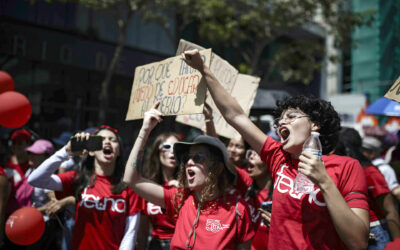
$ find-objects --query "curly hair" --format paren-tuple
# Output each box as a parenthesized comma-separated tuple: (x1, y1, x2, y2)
(140, 132, 180, 184)
(73, 127, 126, 201)
(274, 95, 341, 155)
(173, 145, 233, 215)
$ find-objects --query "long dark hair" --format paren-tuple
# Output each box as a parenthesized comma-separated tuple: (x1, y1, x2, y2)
(73, 127, 126, 201)
(141, 132, 180, 184)
(335, 127, 372, 167)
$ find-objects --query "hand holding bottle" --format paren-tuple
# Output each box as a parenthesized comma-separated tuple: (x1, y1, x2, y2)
(294, 132, 322, 193)
(296, 132, 331, 192)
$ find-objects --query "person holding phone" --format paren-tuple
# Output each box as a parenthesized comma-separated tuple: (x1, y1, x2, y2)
(136, 132, 180, 250)
(123, 103, 255, 250)
(181, 49, 370, 249)
(28, 125, 144, 250)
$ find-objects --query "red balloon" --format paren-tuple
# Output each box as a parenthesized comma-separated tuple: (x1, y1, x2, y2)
(5, 207, 45, 245)
(0, 71, 14, 94)
(0, 91, 32, 128)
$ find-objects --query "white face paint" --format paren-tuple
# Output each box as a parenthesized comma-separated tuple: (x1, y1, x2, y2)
(159, 136, 178, 170)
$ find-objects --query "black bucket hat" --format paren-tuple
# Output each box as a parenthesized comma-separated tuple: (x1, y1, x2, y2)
(173, 135, 237, 184)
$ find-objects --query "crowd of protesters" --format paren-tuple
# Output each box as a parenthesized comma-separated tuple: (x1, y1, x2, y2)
(0, 50, 400, 250)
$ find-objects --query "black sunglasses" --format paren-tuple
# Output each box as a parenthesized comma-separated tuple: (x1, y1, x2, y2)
(181, 153, 208, 165)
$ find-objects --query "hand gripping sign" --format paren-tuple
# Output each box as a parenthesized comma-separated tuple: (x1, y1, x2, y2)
(125, 49, 212, 120)
(175, 39, 259, 139)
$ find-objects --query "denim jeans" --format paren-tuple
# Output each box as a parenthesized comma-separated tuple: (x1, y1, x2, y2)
(368, 222, 390, 250)
(60, 217, 75, 250)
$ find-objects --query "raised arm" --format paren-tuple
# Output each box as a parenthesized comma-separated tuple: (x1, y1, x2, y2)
(123, 102, 166, 208)
(28, 147, 71, 191)
(182, 50, 267, 153)
(202, 102, 217, 138)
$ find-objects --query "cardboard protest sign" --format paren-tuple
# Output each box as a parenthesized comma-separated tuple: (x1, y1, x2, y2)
(218, 74, 260, 138)
(385, 75, 400, 103)
(176, 39, 242, 137)
(176, 39, 238, 93)
(125, 49, 212, 120)
(176, 73, 260, 139)
(175, 39, 260, 138)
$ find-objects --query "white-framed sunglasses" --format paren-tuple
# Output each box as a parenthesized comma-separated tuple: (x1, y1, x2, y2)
(159, 143, 174, 151)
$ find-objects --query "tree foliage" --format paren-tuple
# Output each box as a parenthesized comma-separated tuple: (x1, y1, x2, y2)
(37, 0, 374, 122)
(160, 0, 374, 84)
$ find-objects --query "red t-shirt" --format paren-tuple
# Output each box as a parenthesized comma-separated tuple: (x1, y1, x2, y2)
(260, 137, 369, 250)
(235, 167, 253, 196)
(364, 165, 390, 222)
(143, 183, 177, 239)
(164, 187, 255, 249)
(244, 186, 270, 250)
(57, 171, 144, 250)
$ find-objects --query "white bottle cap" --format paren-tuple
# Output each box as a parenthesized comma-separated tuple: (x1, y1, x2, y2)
(311, 131, 320, 136)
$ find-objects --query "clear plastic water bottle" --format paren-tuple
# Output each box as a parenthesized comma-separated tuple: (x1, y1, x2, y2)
(294, 131, 322, 194)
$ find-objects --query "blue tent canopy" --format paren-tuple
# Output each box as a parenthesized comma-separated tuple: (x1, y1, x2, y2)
(365, 97, 400, 117)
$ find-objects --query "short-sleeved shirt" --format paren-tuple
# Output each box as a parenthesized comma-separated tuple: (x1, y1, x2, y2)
(143, 182, 177, 239)
(164, 187, 255, 250)
(57, 170, 145, 250)
(260, 137, 369, 250)
(372, 158, 399, 191)
(364, 165, 390, 222)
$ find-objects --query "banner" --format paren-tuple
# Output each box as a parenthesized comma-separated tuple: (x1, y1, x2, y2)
(126, 49, 212, 120)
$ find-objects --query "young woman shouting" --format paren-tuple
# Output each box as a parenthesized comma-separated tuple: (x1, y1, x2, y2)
(123, 103, 254, 250)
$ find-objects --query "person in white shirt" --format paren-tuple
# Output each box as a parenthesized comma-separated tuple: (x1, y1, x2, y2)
(362, 136, 400, 202)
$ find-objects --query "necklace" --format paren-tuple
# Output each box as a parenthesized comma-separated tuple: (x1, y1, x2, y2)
(192, 199, 218, 212)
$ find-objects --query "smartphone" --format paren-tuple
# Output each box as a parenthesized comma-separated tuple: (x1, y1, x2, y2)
(70, 135, 103, 152)
(261, 201, 272, 212)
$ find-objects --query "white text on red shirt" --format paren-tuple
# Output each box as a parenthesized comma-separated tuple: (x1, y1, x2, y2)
(80, 188, 126, 213)
(274, 164, 326, 207)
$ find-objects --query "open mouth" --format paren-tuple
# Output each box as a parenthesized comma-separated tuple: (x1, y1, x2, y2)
(103, 146, 113, 158)
(279, 127, 290, 142)
(187, 168, 195, 181)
